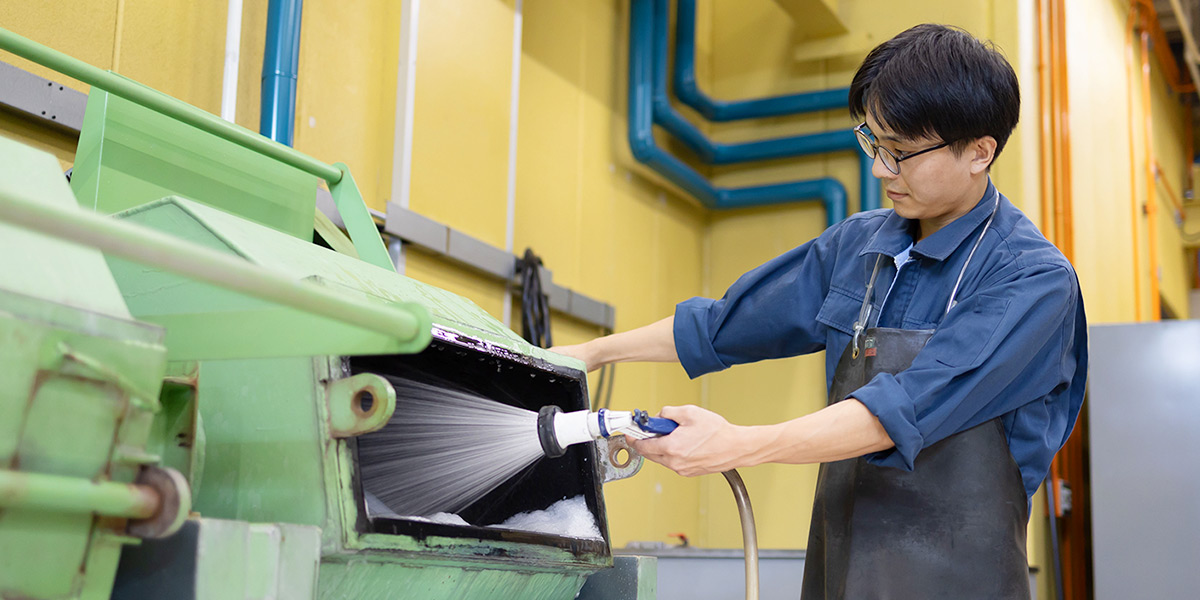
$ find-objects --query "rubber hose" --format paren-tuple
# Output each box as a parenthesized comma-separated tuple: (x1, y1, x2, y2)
(722, 469, 759, 600)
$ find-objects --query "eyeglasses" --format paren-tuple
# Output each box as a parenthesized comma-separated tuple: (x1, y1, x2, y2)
(854, 122, 951, 175)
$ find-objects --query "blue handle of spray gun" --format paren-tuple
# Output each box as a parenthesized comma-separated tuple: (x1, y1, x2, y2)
(642, 417, 679, 435)
(633, 409, 679, 435)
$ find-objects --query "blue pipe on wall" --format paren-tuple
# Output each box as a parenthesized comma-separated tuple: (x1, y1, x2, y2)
(651, 0, 853, 165)
(673, 0, 849, 122)
(261, 0, 303, 146)
(629, 0, 847, 225)
(649, 0, 880, 212)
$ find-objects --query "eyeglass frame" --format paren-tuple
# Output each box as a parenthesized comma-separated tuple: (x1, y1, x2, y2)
(853, 122, 952, 175)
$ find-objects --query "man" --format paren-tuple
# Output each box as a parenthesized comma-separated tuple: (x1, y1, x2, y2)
(554, 23, 1085, 599)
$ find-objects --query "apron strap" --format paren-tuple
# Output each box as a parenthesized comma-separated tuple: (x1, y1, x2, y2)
(852, 254, 885, 359)
(944, 187, 1001, 315)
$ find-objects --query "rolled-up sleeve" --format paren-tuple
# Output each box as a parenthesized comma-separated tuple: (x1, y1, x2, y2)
(852, 262, 1081, 470)
(674, 221, 845, 379)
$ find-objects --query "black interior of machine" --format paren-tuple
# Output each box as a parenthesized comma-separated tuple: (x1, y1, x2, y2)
(349, 328, 608, 556)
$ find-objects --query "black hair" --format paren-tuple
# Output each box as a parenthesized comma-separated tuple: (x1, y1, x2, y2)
(849, 24, 1020, 166)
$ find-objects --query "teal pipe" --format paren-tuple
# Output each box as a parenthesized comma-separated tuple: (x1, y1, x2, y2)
(0, 27, 341, 184)
(261, 0, 303, 146)
(673, 0, 849, 121)
(628, 0, 847, 225)
(0, 469, 159, 518)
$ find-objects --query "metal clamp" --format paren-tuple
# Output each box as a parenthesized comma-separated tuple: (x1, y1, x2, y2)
(596, 436, 645, 483)
(325, 373, 396, 438)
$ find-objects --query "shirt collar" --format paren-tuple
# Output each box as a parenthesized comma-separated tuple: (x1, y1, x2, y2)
(859, 179, 998, 262)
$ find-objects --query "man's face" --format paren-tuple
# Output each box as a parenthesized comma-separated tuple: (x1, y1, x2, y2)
(863, 112, 986, 226)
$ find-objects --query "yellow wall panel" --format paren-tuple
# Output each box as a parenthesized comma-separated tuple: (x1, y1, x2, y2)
(1066, 0, 1139, 324)
(116, 0, 226, 113)
(1150, 59, 1191, 318)
(408, 0, 514, 247)
(513, 58, 585, 284)
(0, 0, 118, 92)
(0, 116, 76, 168)
(293, 0, 401, 212)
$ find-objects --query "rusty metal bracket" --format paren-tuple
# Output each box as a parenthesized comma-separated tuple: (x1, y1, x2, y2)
(596, 436, 644, 483)
(325, 373, 395, 438)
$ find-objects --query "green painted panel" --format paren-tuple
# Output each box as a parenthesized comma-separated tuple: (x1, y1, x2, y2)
(0, 313, 43, 466)
(317, 559, 589, 600)
(105, 198, 430, 360)
(0, 509, 91, 597)
(191, 357, 327, 528)
(79, 533, 130, 600)
(192, 519, 322, 599)
(70, 90, 317, 240)
(0, 136, 131, 319)
(19, 376, 121, 478)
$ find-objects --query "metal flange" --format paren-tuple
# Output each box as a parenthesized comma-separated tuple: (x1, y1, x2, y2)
(126, 466, 190, 539)
(325, 373, 396, 438)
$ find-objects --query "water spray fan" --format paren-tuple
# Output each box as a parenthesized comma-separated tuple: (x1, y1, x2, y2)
(536, 407, 678, 458)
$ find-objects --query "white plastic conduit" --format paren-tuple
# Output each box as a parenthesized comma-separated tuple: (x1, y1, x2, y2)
(221, 0, 243, 122)
(389, 0, 421, 274)
(503, 0, 523, 327)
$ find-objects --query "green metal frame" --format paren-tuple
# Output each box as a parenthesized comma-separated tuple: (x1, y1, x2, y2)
(0, 26, 394, 271)
(0, 138, 173, 600)
(0, 189, 431, 355)
(0, 470, 159, 518)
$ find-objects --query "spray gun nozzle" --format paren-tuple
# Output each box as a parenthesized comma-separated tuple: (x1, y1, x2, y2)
(537, 405, 568, 458)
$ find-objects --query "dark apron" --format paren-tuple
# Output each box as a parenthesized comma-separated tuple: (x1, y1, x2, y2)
(801, 191, 1030, 600)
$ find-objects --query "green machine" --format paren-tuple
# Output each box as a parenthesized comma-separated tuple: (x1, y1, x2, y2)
(0, 29, 654, 600)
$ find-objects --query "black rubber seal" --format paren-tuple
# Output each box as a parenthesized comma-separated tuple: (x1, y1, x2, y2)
(537, 405, 566, 458)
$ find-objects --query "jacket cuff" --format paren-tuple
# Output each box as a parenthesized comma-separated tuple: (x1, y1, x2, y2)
(673, 298, 730, 380)
(849, 373, 923, 471)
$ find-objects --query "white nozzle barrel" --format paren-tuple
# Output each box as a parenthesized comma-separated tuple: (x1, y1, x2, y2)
(553, 409, 599, 450)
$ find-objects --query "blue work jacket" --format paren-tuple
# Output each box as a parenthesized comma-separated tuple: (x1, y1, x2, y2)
(674, 180, 1087, 501)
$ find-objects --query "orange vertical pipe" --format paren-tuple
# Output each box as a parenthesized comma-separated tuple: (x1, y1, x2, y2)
(1037, 0, 1056, 240)
(1055, 0, 1074, 262)
(1036, 0, 1064, 522)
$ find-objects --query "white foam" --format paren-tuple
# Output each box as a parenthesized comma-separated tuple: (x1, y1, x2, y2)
(427, 512, 471, 526)
(492, 495, 603, 540)
(394, 512, 473, 527)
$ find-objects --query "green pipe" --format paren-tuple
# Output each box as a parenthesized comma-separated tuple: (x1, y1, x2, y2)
(0, 187, 429, 345)
(0, 469, 159, 518)
(0, 27, 342, 184)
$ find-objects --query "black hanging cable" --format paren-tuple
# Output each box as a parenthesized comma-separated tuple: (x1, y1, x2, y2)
(597, 323, 616, 410)
(1045, 476, 1065, 600)
(519, 248, 553, 348)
